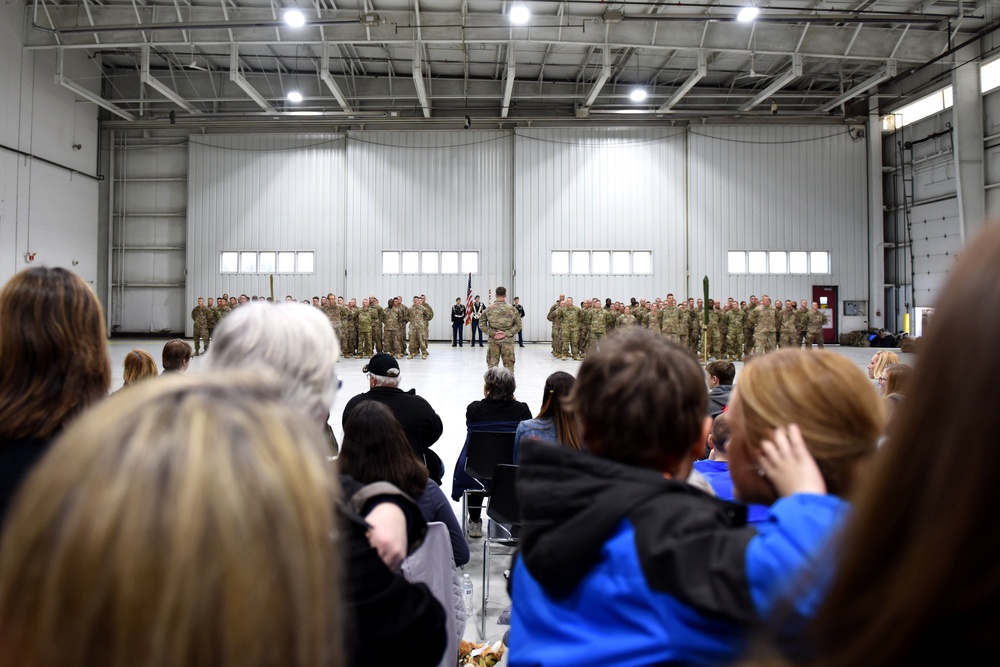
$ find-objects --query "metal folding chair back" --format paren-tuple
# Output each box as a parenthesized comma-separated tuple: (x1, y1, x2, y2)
(464, 431, 517, 486)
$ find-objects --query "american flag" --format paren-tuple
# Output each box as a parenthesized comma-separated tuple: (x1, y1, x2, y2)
(464, 272, 473, 326)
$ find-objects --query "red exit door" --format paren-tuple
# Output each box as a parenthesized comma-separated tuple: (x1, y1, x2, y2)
(812, 285, 838, 344)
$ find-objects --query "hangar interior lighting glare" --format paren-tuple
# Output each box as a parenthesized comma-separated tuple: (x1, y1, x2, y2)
(737, 7, 760, 22)
(510, 3, 530, 24)
(284, 9, 306, 27)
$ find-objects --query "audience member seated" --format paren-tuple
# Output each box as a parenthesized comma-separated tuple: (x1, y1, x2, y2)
(0, 372, 342, 667)
(0, 267, 110, 524)
(161, 338, 193, 373)
(693, 413, 768, 523)
(746, 223, 1000, 667)
(706, 360, 735, 417)
(206, 302, 447, 667)
(452, 366, 531, 538)
(341, 353, 445, 483)
(866, 350, 899, 389)
(513, 371, 580, 462)
(509, 329, 871, 667)
(340, 400, 470, 568)
(113, 349, 158, 394)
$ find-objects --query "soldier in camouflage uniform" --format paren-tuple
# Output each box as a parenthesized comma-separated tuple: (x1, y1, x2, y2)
(797, 299, 810, 347)
(586, 298, 612, 355)
(556, 297, 583, 361)
(724, 301, 746, 361)
(616, 306, 637, 328)
(804, 302, 827, 349)
(205, 298, 219, 350)
(191, 297, 210, 356)
(370, 296, 385, 353)
(644, 302, 661, 334)
(483, 286, 522, 372)
(394, 296, 410, 357)
(779, 300, 800, 349)
(689, 299, 703, 355)
(743, 295, 758, 359)
(383, 298, 402, 357)
(408, 296, 433, 359)
(748, 295, 778, 356)
(706, 299, 724, 359)
(547, 294, 564, 357)
(578, 300, 591, 356)
(357, 298, 376, 358)
(659, 295, 683, 343)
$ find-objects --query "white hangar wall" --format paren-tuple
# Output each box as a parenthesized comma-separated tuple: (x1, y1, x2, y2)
(688, 126, 869, 335)
(178, 127, 867, 339)
(0, 2, 100, 294)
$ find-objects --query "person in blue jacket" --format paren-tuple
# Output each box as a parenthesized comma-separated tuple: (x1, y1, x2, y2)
(509, 330, 883, 667)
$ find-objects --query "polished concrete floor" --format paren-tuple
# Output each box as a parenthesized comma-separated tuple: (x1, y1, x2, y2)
(106, 337, 912, 644)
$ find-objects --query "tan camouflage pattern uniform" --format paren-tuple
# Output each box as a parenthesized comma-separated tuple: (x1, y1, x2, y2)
(483, 300, 522, 372)
(749, 304, 778, 355)
(191, 302, 210, 355)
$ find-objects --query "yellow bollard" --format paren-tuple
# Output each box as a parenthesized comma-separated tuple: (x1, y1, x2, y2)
(903, 312, 910, 335)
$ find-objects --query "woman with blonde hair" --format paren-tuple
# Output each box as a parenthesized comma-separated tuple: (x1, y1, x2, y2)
(866, 350, 900, 388)
(0, 372, 342, 667)
(113, 349, 158, 393)
(0, 266, 110, 522)
(728, 349, 884, 508)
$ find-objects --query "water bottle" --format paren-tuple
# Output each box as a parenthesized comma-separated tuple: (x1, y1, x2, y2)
(461, 574, 474, 615)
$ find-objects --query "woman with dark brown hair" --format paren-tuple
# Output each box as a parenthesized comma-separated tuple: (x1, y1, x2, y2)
(762, 225, 1000, 667)
(513, 371, 580, 461)
(339, 400, 469, 566)
(0, 266, 110, 522)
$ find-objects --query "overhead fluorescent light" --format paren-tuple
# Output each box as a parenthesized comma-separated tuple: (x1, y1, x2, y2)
(287, 91, 303, 103)
(737, 7, 759, 22)
(630, 88, 648, 102)
(510, 3, 530, 25)
(284, 10, 306, 27)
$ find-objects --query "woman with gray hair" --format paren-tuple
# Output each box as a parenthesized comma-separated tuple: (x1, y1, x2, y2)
(205, 301, 447, 667)
(452, 366, 532, 537)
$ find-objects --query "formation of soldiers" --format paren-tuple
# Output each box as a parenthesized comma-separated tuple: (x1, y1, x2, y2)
(191, 292, 435, 360)
(546, 293, 829, 361)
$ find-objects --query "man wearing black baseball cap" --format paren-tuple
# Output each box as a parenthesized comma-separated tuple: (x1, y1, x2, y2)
(342, 353, 445, 483)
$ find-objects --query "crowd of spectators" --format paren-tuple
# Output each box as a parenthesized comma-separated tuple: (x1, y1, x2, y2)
(2, 217, 995, 666)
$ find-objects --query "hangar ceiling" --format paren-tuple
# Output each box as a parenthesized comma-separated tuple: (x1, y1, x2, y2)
(21, 0, 1000, 129)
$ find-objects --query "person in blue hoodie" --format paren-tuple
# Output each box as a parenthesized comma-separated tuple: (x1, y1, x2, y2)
(509, 329, 883, 667)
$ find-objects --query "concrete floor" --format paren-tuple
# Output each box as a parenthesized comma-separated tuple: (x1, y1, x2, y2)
(106, 337, 913, 645)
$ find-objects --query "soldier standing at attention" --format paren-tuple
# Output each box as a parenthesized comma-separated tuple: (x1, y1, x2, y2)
(513, 297, 526, 347)
(748, 295, 779, 355)
(616, 306, 637, 328)
(558, 297, 583, 361)
(408, 296, 433, 359)
(395, 296, 410, 357)
(659, 294, 683, 343)
(470, 295, 486, 347)
(452, 298, 467, 347)
(370, 296, 385, 354)
(383, 297, 401, 358)
(547, 294, 564, 357)
(798, 299, 810, 347)
(805, 302, 827, 349)
(191, 297, 210, 356)
(205, 298, 218, 351)
(357, 298, 376, 358)
(483, 286, 522, 372)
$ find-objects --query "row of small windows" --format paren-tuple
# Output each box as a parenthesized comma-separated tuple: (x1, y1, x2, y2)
(381, 251, 480, 275)
(880, 57, 1000, 132)
(221, 251, 314, 274)
(727, 251, 830, 275)
(551, 251, 652, 275)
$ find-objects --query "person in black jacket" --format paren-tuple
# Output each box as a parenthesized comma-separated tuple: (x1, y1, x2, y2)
(706, 360, 735, 418)
(451, 298, 466, 347)
(513, 297, 526, 347)
(342, 353, 445, 483)
(456, 366, 532, 537)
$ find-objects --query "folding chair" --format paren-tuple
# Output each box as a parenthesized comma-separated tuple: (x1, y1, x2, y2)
(481, 463, 521, 639)
(462, 430, 516, 537)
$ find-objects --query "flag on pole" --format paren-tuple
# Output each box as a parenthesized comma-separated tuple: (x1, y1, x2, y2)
(464, 272, 473, 326)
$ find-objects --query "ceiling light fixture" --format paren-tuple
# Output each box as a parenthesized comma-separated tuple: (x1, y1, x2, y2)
(287, 91, 303, 103)
(509, 2, 530, 25)
(284, 9, 306, 27)
(737, 6, 760, 22)
(630, 88, 648, 102)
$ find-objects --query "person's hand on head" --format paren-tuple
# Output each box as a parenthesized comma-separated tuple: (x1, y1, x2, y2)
(758, 424, 826, 497)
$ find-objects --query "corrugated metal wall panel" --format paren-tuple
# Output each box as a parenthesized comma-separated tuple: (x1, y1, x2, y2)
(514, 128, 687, 341)
(187, 134, 347, 333)
(343, 131, 512, 341)
(688, 126, 868, 328)
(983, 88, 1000, 221)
